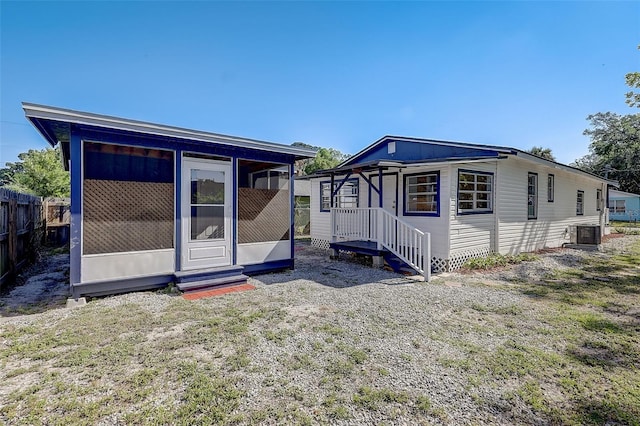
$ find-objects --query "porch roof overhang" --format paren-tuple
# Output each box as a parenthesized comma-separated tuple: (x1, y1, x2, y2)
(310, 155, 506, 177)
(22, 102, 317, 169)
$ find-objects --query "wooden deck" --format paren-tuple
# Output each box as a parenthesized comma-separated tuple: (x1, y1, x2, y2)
(329, 240, 387, 256)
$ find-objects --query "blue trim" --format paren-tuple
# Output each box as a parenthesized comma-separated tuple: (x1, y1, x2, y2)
(232, 157, 238, 265)
(290, 163, 295, 260)
(365, 171, 397, 212)
(394, 172, 399, 216)
(71, 274, 172, 298)
(403, 171, 440, 217)
(69, 129, 82, 287)
(243, 259, 294, 275)
(527, 172, 538, 220)
(329, 240, 385, 256)
(175, 150, 182, 271)
(331, 173, 353, 197)
(378, 168, 383, 208)
(358, 172, 380, 195)
(73, 126, 297, 166)
(343, 138, 503, 167)
(456, 169, 495, 216)
(320, 177, 359, 212)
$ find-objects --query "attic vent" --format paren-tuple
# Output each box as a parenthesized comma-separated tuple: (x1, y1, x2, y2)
(388, 141, 396, 154)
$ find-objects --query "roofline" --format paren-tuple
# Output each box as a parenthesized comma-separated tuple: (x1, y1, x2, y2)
(337, 134, 612, 184)
(309, 156, 505, 178)
(337, 135, 516, 168)
(609, 188, 640, 197)
(22, 102, 316, 159)
(509, 149, 612, 184)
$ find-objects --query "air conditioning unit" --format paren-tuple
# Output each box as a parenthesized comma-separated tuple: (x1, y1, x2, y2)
(570, 225, 601, 245)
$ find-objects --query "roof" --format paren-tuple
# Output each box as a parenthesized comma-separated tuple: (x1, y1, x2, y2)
(22, 103, 316, 162)
(318, 135, 611, 184)
(609, 188, 640, 198)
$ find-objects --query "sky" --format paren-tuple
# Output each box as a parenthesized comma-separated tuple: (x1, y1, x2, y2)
(1, 1, 639, 167)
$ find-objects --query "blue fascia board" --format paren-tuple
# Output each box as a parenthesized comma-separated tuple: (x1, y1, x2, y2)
(345, 139, 502, 166)
(27, 118, 302, 166)
(73, 125, 298, 165)
(341, 136, 511, 168)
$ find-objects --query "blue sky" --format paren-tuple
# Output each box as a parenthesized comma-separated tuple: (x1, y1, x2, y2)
(1, 1, 638, 167)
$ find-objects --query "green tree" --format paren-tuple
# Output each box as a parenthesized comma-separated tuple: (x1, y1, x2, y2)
(291, 142, 350, 175)
(625, 45, 640, 108)
(1, 147, 70, 197)
(526, 146, 556, 161)
(573, 112, 640, 194)
(303, 147, 349, 175)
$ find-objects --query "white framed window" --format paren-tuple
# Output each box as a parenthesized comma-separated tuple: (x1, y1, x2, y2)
(609, 200, 626, 214)
(404, 172, 439, 216)
(528, 173, 538, 219)
(457, 170, 493, 214)
(320, 179, 359, 211)
(577, 190, 584, 216)
(596, 189, 602, 211)
(547, 174, 554, 202)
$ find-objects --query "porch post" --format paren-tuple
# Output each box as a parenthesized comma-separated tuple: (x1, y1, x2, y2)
(329, 173, 338, 258)
(377, 167, 384, 252)
(378, 167, 383, 208)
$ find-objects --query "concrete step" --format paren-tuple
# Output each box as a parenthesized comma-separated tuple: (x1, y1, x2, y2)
(176, 274, 249, 293)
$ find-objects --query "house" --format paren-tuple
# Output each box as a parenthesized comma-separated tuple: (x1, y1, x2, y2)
(608, 189, 640, 222)
(309, 136, 610, 277)
(23, 103, 315, 298)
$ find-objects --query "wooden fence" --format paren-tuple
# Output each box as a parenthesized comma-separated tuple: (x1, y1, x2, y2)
(44, 197, 70, 246)
(0, 188, 44, 287)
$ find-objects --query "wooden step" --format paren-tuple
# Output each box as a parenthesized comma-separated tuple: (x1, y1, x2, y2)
(176, 274, 249, 293)
(174, 265, 245, 283)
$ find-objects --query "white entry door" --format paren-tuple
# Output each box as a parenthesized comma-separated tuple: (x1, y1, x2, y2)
(370, 173, 398, 215)
(181, 158, 232, 270)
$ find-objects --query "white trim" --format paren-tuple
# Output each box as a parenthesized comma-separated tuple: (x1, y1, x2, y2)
(237, 241, 290, 264)
(81, 249, 175, 283)
(181, 157, 232, 270)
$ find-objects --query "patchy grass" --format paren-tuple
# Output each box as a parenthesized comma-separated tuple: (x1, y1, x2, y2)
(455, 238, 640, 425)
(462, 252, 538, 271)
(1, 237, 639, 424)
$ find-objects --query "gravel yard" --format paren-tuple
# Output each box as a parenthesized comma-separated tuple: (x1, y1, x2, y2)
(0, 235, 639, 425)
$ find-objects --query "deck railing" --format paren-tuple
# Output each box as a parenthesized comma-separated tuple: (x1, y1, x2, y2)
(330, 207, 431, 281)
(330, 208, 378, 242)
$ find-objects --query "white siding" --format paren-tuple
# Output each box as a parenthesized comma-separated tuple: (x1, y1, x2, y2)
(310, 178, 331, 246)
(497, 157, 605, 254)
(449, 162, 498, 261)
(309, 168, 450, 263)
(396, 166, 450, 262)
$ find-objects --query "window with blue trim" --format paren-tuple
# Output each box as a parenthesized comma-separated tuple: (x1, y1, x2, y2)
(320, 179, 359, 211)
(458, 170, 493, 214)
(404, 172, 439, 215)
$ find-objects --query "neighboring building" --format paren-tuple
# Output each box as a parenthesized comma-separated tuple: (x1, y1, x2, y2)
(23, 103, 315, 298)
(608, 189, 640, 222)
(293, 178, 311, 236)
(309, 136, 610, 275)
